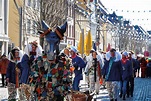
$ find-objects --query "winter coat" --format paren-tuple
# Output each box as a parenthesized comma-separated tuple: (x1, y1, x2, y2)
(121, 60, 131, 81)
(129, 58, 138, 77)
(147, 62, 151, 68)
(20, 54, 30, 84)
(72, 55, 86, 80)
(0, 58, 9, 74)
(102, 52, 122, 81)
(6, 61, 21, 84)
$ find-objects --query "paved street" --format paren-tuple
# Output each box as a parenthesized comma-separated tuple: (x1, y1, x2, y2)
(1, 77, 151, 101)
(80, 77, 151, 101)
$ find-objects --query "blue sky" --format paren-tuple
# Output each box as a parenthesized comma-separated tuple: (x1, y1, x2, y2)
(101, 0, 151, 31)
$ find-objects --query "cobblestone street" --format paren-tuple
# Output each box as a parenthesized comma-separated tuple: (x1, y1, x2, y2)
(1, 77, 151, 101)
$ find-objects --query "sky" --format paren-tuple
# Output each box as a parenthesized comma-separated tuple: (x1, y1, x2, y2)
(101, 0, 151, 31)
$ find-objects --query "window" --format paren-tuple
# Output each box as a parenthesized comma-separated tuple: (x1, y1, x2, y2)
(32, 20, 37, 34)
(27, 19, 31, 34)
(28, 0, 31, 6)
(0, 0, 2, 17)
(33, 0, 36, 9)
(37, 0, 40, 11)
(0, 20, 2, 34)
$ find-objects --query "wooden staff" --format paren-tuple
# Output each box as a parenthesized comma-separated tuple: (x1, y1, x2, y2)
(15, 64, 19, 88)
(10, 52, 20, 88)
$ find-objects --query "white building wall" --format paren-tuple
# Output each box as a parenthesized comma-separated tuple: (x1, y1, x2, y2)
(0, 0, 9, 55)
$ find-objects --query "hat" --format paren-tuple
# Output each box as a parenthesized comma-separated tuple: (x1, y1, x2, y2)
(30, 41, 38, 47)
(129, 50, 134, 54)
(70, 46, 77, 53)
(122, 51, 128, 56)
(55, 22, 67, 40)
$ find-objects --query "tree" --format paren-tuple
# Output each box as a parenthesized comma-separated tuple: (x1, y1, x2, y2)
(24, 0, 68, 47)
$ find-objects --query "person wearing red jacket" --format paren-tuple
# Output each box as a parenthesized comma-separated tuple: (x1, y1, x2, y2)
(0, 54, 9, 87)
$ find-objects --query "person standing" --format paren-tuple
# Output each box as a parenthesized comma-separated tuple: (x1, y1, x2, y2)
(6, 47, 22, 101)
(0, 54, 9, 87)
(140, 57, 147, 78)
(85, 51, 102, 94)
(136, 56, 141, 77)
(85, 49, 95, 88)
(102, 48, 122, 101)
(127, 52, 138, 97)
(20, 41, 43, 84)
(70, 46, 86, 91)
(119, 52, 131, 100)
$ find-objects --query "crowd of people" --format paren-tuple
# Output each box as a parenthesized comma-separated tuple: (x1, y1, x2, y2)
(0, 41, 151, 101)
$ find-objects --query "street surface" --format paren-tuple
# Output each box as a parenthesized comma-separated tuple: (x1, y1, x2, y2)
(1, 75, 151, 101)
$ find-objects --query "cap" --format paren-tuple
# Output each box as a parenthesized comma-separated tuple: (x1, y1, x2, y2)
(70, 46, 77, 53)
(122, 51, 128, 56)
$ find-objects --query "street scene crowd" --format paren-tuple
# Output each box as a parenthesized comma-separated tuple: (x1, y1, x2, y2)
(0, 40, 151, 101)
(1, 1, 151, 101)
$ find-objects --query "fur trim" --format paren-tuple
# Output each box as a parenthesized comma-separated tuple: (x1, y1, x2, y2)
(106, 51, 122, 61)
(24, 43, 43, 57)
(8, 50, 24, 63)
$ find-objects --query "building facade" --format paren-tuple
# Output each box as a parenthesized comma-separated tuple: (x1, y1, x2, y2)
(0, 0, 9, 55)
(23, 0, 40, 47)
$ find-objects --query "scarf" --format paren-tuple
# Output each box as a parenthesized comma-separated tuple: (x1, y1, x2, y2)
(106, 57, 116, 80)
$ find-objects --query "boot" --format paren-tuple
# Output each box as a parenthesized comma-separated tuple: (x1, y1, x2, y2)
(123, 95, 126, 100)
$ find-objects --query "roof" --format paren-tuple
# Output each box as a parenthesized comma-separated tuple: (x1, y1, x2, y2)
(108, 12, 120, 24)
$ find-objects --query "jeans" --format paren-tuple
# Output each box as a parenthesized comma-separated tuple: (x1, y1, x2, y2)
(120, 80, 128, 95)
(127, 76, 134, 96)
(72, 76, 81, 91)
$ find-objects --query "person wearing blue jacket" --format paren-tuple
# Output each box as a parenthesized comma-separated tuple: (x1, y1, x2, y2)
(102, 48, 122, 101)
(70, 46, 86, 91)
(119, 52, 131, 100)
(20, 41, 42, 84)
(6, 47, 22, 101)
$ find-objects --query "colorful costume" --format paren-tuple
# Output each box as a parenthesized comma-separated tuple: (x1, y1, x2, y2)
(27, 53, 72, 101)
